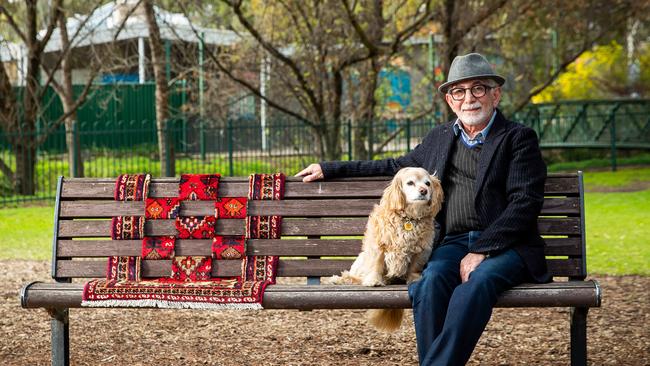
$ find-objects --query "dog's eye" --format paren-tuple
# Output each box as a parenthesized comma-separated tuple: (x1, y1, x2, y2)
(425, 181, 431, 186)
(406, 181, 414, 186)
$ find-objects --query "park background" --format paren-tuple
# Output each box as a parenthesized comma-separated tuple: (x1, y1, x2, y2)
(0, 0, 649, 365)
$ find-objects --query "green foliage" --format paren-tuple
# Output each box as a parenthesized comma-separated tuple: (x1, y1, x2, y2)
(533, 41, 650, 101)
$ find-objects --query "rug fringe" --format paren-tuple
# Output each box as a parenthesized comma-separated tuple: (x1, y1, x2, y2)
(81, 299, 263, 310)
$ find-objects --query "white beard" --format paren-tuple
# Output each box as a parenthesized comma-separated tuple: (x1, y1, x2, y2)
(457, 102, 493, 126)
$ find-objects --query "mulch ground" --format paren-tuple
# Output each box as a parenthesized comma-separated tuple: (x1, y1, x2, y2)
(1, 260, 648, 365)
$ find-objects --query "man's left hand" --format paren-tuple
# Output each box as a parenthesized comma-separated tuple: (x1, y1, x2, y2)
(460, 253, 487, 283)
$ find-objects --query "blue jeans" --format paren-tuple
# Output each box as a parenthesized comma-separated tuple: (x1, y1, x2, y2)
(407, 231, 528, 366)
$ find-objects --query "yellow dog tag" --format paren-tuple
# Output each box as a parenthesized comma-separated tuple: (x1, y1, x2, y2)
(404, 222, 414, 231)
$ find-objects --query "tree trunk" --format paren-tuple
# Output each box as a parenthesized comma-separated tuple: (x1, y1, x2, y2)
(440, 0, 460, 122)
(144, 0, 175, 177)
(0, 58, 18, 179)
(57, 11, 84, 177)
(356, 59, 381, 160)
(15, 0, 41, 195)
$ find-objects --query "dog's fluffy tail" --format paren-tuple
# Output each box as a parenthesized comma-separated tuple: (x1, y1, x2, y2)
(367, 309, 404, 332)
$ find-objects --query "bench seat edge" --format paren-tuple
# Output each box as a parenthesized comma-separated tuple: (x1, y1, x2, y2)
(20, 280, 601, 310)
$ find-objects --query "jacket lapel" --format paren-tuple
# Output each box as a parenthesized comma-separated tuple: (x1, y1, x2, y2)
(432, 122, 456, 181)
(474, 110, 507, 196)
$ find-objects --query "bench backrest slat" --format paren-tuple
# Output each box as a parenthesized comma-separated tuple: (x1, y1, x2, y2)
(52, 174, 586, 281)
(54, 258, 584, 278)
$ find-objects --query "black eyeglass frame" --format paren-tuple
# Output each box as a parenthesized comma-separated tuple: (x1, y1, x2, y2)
(447, 84, 494, 101)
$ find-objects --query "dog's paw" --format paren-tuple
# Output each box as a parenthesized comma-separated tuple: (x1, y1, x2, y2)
(406, 272, 422, 284)
(362, 275, 385, 287)
(325, 275, 343, 285)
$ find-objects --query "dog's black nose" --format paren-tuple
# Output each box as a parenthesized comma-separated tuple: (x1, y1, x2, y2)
(419, 187, 428, 195)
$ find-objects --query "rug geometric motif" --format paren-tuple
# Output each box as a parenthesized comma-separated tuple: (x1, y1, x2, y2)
(212, 236, 246, 260)
(179, 174, 220, 201)
(175, 216, 216, 239)
(142, 236, 175, 260)
(111, 216, 145, 240)
(145, 197, 181, 219)
(115, 174, 150, 201)
(215, 197, 247, 219)
(171, 256, 212, 281)
(248, 173, 285, 200)
(246, 215, 282, 239)
(107, 256, 141, 281)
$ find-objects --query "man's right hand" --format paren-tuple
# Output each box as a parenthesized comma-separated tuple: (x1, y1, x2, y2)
(295, 164, 324, 182)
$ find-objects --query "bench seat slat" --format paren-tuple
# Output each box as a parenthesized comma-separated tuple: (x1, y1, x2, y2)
(59, 197, 581, 218)
(56, 237, 583, 257)
(60, 175, 580, 199)
(54, 258, 583, 278)
(20, 280, 600, 309)
(57, 217, 581, 237)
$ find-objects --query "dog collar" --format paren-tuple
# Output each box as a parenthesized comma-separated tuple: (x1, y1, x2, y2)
(404, 218, 415, 231)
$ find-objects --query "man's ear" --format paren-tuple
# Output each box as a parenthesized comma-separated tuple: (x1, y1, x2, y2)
(491, 87, 502, 107)
(445, 92, 454, 109)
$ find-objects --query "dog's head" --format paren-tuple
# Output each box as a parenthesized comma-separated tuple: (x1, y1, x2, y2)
(381, 167, 444, 216)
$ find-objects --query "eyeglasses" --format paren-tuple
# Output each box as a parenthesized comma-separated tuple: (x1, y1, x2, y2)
(448, 84, 493, 101)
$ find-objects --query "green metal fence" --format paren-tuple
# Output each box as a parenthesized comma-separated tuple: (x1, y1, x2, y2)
(1, 99, 649, 206)
(0, 118, 436, 206)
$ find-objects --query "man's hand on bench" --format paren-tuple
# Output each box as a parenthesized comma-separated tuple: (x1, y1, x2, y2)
(295, 164, 324, 182)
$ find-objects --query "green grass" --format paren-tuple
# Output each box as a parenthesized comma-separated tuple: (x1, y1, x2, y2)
(582, 167, 650, 190)
(547, 153, 650, 172)
(1, 169, 648, 275)
(0, 205, 54, 260)
(585, 190, 650, 275)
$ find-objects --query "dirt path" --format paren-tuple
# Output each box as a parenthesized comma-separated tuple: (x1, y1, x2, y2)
(2, 260, 649, 365)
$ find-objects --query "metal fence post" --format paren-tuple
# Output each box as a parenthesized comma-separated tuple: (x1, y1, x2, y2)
(71, 121, 79, 177)
(227, 119, 234, 177)
(165, 121, 172, 176)
(368, 119, 374, 160)
(200, 119, 206, 162)
(347, 118, 352, 161)
(610, 113, 617, 172)
(406, 118, 412, 152)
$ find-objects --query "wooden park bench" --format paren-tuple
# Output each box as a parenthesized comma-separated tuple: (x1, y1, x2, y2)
(21, 173, 600, 366)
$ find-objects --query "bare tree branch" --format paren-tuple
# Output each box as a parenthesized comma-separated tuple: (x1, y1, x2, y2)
(112, 0, 145, 41)
(178, 2, 315, 126)
(36, 0, 64, 54)
(0, 157, 14, 180)
(340, 0, 379, 54)
(36, 74, 96, 143)
(222, 0, 323, 116)
(0, 6, 28, 44)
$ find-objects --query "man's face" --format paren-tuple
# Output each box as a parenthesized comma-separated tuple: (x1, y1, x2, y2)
(445, 79, 501, 127)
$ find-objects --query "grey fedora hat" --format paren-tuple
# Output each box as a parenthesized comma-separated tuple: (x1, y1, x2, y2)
(438, 53, 505, 93)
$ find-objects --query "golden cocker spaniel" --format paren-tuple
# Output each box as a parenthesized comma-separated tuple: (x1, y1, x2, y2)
(328, 167, 444, 331)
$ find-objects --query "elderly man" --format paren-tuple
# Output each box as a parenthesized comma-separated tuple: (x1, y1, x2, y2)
(296, 53, 549, 366)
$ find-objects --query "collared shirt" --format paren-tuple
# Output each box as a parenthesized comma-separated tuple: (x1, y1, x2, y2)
(453, 111, 497, 148)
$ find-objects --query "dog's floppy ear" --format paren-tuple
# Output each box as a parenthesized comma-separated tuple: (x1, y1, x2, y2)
(381, 174, 406, 211)
(429, 175, 444, 215)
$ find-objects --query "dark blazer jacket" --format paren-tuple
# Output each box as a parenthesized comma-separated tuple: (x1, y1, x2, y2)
(321, 109, 551, 283)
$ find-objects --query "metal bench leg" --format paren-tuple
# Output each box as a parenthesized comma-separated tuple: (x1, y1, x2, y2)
(570, 307, 589, 366)
(49, 308, 70, 366)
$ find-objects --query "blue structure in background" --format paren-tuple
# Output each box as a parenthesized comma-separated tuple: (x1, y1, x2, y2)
(380, 68, 412, 112)
(101, 73, 139, 84)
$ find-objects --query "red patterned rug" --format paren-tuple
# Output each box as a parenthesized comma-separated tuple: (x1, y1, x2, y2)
(142, 236, 175, 260)
(82, 173, 284, 310)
